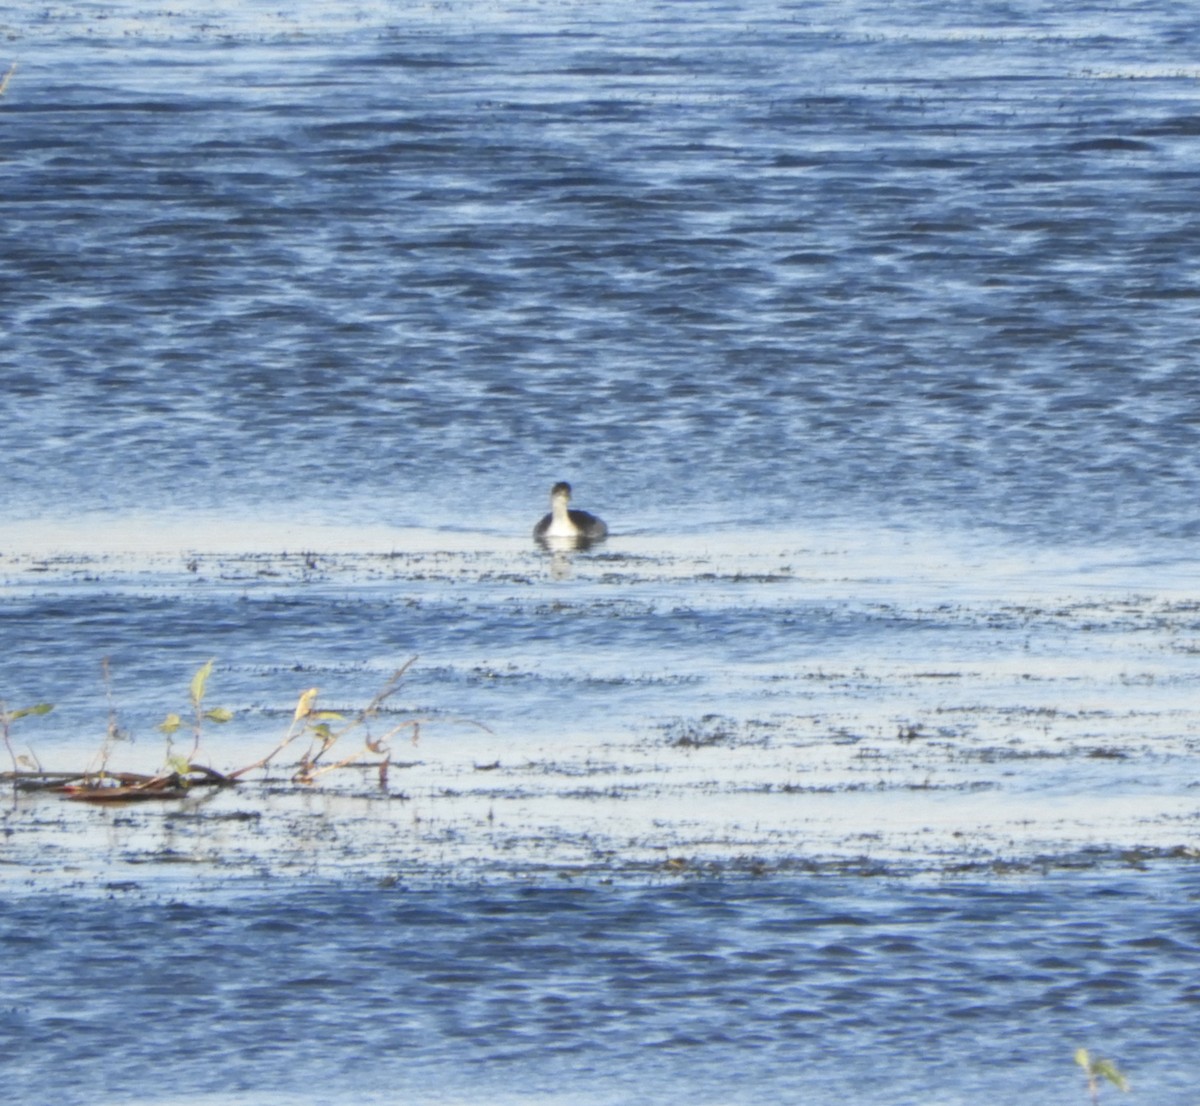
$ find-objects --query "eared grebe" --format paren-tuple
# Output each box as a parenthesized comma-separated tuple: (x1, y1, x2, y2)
(533, 481, 608, 545)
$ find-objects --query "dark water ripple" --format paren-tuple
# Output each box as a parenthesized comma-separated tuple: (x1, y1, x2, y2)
(3, 872, 1199, 1106)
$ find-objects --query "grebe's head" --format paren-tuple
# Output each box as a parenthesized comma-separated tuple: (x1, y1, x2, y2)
(550, 481, 572, 500)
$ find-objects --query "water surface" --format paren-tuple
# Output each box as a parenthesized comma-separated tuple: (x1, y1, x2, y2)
(2, 2, 1200, 1103)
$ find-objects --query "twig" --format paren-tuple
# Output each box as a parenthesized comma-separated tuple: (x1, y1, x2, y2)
(227, 691, 317, 780)
(0, 63, 16, 98)
(1, 707, 16, 779)
(89, 657, 128, 777)
(294, 719, 420, 784)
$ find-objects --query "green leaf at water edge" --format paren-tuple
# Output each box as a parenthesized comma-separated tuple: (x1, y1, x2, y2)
(204, 707, 234, 724)
(158, 713, 183, 736)
(1093, 1059, 1130, 1092)
(9, 703, 53, 721)
(165, 753, 192, 777)
(189, 659, 215, 709)
(1075, 1049, 1130, 1094)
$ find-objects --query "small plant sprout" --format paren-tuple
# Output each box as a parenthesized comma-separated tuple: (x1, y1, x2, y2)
(227, 685, 330, 780)
(0, 699, 53, 780)
(292, 663, 415, 786)
(1075, 1048, 1130, 1104)
(157, 658, 233, 772)
(229, 658, 422, 786)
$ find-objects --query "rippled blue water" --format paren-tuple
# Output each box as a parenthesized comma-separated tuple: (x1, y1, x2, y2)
(3, 2, 1200, 1104)
(3, 0, 1200, 540)
(4, 871, 1200, 1106)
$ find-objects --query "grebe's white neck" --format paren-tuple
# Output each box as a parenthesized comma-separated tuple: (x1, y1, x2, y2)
(544, 488, 578, 536)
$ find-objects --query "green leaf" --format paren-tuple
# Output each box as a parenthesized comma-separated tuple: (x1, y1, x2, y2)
(311, 711, 344, 721)
(165, 753, 192, 776)
(1093, 1060, 1129, 1092)
(10, 703, 53, 721)
(190, 659, 215, 708)
(293, 687, 320, 721)
(311, 722, 334, 740)
(1076, 1050, 1129, 1093)
(158, 713, 183, 735)
(204, 707, 234, 724)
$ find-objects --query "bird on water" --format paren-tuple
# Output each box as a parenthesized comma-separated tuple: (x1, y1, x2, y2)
(533, 481, 608, 546)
